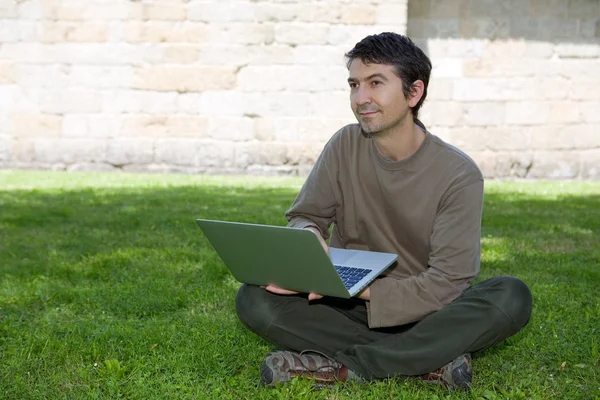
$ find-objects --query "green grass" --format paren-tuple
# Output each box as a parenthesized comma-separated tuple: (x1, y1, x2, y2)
(0, 170, 598, 400)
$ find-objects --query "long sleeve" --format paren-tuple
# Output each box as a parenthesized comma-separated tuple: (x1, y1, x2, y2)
(367, 179, 483, 328)
(285, 144, 338, 239)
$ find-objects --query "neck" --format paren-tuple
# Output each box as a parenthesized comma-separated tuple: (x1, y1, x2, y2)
(372, 116, 425, 161)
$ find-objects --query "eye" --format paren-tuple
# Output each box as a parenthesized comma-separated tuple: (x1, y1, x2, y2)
(349, 82, 358, 89)
(371, 80, 382, 86)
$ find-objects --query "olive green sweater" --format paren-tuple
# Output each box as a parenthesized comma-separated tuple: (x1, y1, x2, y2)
(285, 123, 484, 328)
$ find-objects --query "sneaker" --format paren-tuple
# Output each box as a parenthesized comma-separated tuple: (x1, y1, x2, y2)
(420, 353, 472, 390)
(260, 350, 348, 387)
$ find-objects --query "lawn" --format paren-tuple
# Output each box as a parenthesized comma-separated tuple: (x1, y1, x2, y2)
(0, 170, 598, 400)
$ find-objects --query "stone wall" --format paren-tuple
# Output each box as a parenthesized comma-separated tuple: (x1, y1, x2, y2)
(0, 0, 598, 179)
(412, 0, 600, 179)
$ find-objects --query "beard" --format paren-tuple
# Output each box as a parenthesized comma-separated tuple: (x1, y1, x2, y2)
(358, 106, 411, 138)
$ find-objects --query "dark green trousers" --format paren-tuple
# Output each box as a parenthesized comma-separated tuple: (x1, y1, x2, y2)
(235, 276, 532, 380)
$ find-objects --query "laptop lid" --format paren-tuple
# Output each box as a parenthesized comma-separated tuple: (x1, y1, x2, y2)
(196, 219, 396, 298)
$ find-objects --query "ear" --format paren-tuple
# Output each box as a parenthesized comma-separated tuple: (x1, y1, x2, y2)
(407, 80, 425, 108)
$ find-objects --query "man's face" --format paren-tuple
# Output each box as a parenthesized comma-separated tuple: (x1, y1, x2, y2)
(348, 59, 411, 136)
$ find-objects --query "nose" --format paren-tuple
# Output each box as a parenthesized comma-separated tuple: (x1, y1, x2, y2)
(353, 86, 371, 106)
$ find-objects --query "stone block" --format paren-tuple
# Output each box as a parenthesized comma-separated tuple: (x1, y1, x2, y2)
(463, 102, 505, 126)
(139, 92, 179, 114)
(419, 101, 463, 126)
(237, 65, 348, 91)
(101, 90, 143, 113)
(62, 114, 121, 138)
(208, 23, 274, 45)
(426, 78, 454, 100)
(39, 89, 101, 114)
(459, 17, 510, 39)
(431, 57, 463, 78)
(207, 117, 255, 141)
(42, 21, 108, 43)
(132, 66, 237, 92)
(124, 21, 207, 43)
(244, 91, 313, 118)
(106, 138, 154, 165)
(567, 0, 600, 19)
(275, 23, 329, 45)
(505, 102, 550, 125)
(17, 0, 43, 19)
(0, 135, 13, 163)
(121, 114, 208, 137)
(141, 2, 186, 21)
(11, 114, 62, 137)
(425, 38, 485, 58)
(309, 91, 355, 119)
(528, 125, 600, 150)
(0, 43, 55, 63)
(67, 163, 119, 172)
(188, 1, 257, 22)
(529, 151, 580, 179)
(33, 138, 107, 164)
(580, 103, 600, 123)
(197, 44, 294, 66)
(536, 77, 570, 100)
(69, 65, 132, 88)
(14, 64, 69, 88)
(555, 43, 599, 58)
(0, 86, 40, 113)
(569, 79, 600, 100)
(530, 0, 569, 18)
(330, 25, 407, 46)
(154, 138, 235, 168)
(493, 152, 534, 178)
(340, 5, 376, 25)
(233, 141, 288, 169)
(407, 0, 430, 18)
(0, 0, 17, 18)
(428, 0, 464, 18)
(547, 101, 581, 123)
(0, 61, 14, 84)
(581, 150, 600, 179)
(407, 18, 460, 39)
(453, 78, 538, 101)
(293, 45, 346, 65)
(297, 118, 352, 142)
(53, 43, 145, 65)
(177, 91, 245, 116)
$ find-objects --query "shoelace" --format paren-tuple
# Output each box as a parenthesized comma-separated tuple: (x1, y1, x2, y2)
(297, 349, 339, 372)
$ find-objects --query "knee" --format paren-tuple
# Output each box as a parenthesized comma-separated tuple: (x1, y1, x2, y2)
(493, 276, 533, 331)
(235, 284, 278, 334)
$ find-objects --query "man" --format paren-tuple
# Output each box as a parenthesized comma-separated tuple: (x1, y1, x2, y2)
(235, 32, 532, 391)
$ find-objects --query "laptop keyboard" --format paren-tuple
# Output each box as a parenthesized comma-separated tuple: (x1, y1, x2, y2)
(334, 265, 372, 290)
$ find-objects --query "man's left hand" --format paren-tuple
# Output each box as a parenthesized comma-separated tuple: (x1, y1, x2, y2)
(263, 285, 324, 301)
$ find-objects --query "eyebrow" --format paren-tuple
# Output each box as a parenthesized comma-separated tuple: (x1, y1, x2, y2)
(347, 73, 389, 83)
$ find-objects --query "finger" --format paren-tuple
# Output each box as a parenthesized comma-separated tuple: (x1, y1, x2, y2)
(308, 293, 324, 301)
(265, 285, 299, 295)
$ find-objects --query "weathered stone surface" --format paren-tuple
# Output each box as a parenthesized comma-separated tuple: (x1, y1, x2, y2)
(124, 21, 207, 43)
(12, 114, 63, 137)
(581, 150, 600, 179)
(529, 151, 580, 179)
(107, 138, 154, 165)
(32, 138, 107, 164)
(132, 66, 237, 92)
(505, 102, 550, 125)
(1, 0, 598, 179)
(0, 135, 12, 163)
(42, 21, 108, 43)
(463, 102, 505, 126)
(340, 5, 376, 25)
(237, 66, 347, 91)
(121, 115, 208, 137)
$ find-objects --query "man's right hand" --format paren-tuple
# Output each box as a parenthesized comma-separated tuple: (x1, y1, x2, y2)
(306, 226, 330, 256)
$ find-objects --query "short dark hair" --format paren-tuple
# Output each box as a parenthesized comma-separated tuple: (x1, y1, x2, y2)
(345, 32, 432, 118)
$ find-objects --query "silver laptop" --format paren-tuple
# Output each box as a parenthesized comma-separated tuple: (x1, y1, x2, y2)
(196, 219, 397, 299)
